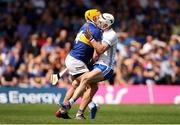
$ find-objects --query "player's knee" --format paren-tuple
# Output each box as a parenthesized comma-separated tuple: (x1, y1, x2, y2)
(72, 80, 79, 88)
(91, 83, 98, 91)
(95, 84, 98, 91)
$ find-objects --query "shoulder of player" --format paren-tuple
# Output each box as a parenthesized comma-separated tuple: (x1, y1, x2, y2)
(90, 26, 101, 33)
(103, 29, 117, 39)
(103, 29, 118, 44)
(106, 28, 117, 35)
(86, 22, 100, 30)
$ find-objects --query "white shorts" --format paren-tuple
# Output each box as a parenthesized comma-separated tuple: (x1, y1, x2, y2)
(65, 54, 89, 76)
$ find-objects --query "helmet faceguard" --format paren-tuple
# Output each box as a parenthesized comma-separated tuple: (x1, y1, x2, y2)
(98, 13, 114, 30)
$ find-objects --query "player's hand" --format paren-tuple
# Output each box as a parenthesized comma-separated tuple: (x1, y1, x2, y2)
(85, 28, 93, 40)
(50, 74, 59, 85)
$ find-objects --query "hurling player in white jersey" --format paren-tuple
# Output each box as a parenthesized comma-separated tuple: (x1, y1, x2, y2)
(61, 13, 118, 119)
(94, 22, 117, 70)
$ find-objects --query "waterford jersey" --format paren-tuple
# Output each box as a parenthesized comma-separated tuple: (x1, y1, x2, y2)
(70, 22, 102, 65)
(95, 28, 118, 69)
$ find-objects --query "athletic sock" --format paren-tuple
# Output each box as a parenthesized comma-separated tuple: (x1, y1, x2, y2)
(88, 101, 96, 110)
(69, 98, 75, 106)
(76, 109, 84, 116)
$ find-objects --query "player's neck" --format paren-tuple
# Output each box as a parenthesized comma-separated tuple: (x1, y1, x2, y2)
(104, 27, 111, 31)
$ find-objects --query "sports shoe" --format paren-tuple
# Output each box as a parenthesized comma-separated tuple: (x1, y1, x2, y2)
(90, 104, 98, 119)
(55, 110, 71, 119)
(59, 102, 71, 113)
(75, 114, 86, 120)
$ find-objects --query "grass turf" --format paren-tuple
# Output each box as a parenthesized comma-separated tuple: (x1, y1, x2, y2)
(0, 104, 180, 124)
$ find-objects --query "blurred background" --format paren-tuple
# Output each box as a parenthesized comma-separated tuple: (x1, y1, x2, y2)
(0, 0, 180, 104)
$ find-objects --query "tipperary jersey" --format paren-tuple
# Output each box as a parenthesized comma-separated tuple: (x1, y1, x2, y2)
(70, 22, 102, 65)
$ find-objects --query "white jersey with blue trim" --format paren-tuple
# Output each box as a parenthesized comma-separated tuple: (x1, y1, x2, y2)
(95, 28, 118, 69)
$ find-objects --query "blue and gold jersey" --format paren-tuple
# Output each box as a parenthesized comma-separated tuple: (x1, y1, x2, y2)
(70, 22, 102, 65)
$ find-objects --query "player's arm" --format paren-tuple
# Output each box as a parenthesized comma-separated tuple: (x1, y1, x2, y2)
(91, 39, 109, 55)
(85, 28, 109, 55)
(92, 50, 100, 63)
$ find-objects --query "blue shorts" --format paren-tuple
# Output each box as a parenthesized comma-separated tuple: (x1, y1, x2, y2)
(93, 64, 113, 80)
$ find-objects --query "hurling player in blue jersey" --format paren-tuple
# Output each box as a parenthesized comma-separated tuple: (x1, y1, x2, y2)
(55, 9, 102, 119)
(59, 13, 118, 120)
(67, 13, 118, 119)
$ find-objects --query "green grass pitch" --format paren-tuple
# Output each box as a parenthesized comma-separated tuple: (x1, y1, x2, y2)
(0, 104, 180, 124)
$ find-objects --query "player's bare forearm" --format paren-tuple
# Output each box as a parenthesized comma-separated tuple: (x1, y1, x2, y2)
(91, 39, 108, 54)
(92, 50, 99, 63)
(84, 28, 108, 54)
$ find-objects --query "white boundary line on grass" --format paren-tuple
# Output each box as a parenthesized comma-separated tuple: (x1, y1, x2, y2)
(0, 123, 180, 125)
